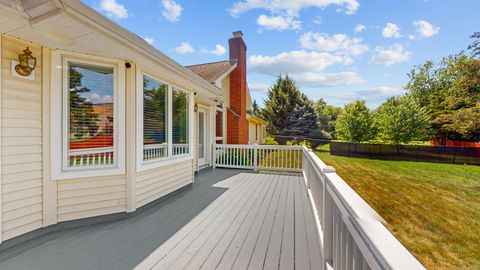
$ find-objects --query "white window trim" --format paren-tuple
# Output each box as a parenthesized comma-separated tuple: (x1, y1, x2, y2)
(136, 68, 194, 172)
(51, 50, 126, 180)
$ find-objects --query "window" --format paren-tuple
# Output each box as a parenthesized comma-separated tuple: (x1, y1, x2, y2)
(172, 88, 189, 156)
(51, 52, 125, 180)
(143, 76, 168, 161)
(137, 70, 193, 171)
(263, 126, 267, 139)
(67, 62, 115, 168)
(255, 124, 258, 141)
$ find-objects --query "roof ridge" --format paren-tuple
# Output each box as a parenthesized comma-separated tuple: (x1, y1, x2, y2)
(185, 60, 230, 68)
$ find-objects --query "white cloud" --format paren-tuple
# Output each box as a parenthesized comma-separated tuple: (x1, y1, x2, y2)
(370, 44, 411, 67)
(99, 0, 128, 20)
(174, 42, 194, 54)
(413, 20, 440, 38)
(408, 35, 416, 41)
(257, 14, 301, 31)
(354, 24, 366, 33)
(294, 72, 365, 87)
(161, 0, 183, 22)
(322, 86, 404, 107)
(144, 37, 154, 45)
(204, 44, 226, 56)
(299, 32, 369, 56)
(382, 23, 401, 38)
(85, 93, 113, 103)
(229, 0, 360, 16)
(354, 86, 405, 98)
(250, 50, 352, 75)
(249, 83, 270, 92)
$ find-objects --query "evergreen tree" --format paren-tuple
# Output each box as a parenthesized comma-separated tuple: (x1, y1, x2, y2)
(69, 67, 99, 139)
(260, 75, 302, 135)
(252, 99, 260, 115)
(287, 94, 321, 139)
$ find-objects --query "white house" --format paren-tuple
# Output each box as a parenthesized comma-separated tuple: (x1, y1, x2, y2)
(0, 0, 223, 242)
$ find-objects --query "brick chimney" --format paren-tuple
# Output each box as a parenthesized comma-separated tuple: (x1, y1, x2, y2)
(227, 31, 249, 144)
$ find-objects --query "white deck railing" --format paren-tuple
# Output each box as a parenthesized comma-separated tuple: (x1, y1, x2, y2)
(143, 143, 189, 161)
(213, 144, 303, 172)
(68, 147, 114, 167)
(213, 143, 425, 270)
(302, 147, 425, 270)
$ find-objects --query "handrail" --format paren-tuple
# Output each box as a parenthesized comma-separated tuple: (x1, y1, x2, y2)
(213, 144, 303, 172)
(302, 147, 425, 270)
(211, 143, 425, 269)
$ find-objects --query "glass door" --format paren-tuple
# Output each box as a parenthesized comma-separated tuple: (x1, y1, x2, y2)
(198, 108, 207, 166)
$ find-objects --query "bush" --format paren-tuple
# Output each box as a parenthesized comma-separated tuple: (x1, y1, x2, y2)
(264, 136, 279, 145)
(286, 139, 311, 148)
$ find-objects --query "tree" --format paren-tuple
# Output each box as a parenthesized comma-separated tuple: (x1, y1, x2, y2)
(260, 75, 302, 135)
(287, 94, 321, 139)
(69, 67, 99, 139)
(252, 99, 260, 115)
(433, 58, 480, 141)
(314, 98, 342, 139)
(404, 33, 480, 143)
(375, 96, 430, 145)
(335, 100, 375, 143)
(468, 32, 480, 58)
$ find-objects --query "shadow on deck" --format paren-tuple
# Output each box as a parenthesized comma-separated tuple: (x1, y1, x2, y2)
(0, 169, 245, 270)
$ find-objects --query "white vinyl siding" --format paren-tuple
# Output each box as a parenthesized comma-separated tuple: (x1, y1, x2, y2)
(136, 160, 193, 208)
(57, 175, 126, 222)
(1, 36, 43, 240)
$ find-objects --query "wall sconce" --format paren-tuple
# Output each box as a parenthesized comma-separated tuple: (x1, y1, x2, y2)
(194, 103, 198, 112)
(15, 47, 36, 77)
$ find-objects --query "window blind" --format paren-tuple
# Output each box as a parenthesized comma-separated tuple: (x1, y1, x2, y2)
(67, 62, 114, 167)
(143, 75, 168, 161)
(172, 88, 189, 156)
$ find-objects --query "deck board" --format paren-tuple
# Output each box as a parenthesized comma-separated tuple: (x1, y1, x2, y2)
(0, 169, 322, 270)
(137, 172, 322, 270)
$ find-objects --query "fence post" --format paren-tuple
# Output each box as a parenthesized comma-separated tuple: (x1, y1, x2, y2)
(253, 143, 258, 171)
(212, 143, 216, 169)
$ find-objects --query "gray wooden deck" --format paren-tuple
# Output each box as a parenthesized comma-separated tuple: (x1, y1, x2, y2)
(136, 172, 322, 270)
(0, 169, 321, 270)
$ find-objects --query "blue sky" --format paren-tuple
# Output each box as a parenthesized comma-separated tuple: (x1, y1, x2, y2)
(81, 0, 478, 108)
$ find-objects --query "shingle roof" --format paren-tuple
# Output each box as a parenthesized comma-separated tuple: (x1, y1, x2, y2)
(186, 61, 235, 84)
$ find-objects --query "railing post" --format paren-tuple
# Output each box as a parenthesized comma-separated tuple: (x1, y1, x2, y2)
(212, 143, 216, 169)
(253, 143, 258, 171)
(322, 166, 336, 269)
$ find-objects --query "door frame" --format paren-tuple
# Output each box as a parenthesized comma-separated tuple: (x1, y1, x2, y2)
(197, 105, 210, 168)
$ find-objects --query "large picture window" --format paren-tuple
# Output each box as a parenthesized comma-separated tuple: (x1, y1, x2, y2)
(67, 62, 115, 168)
(51, 51, 125, 180)
(137, 70, 193, 171)
(143, 76, 168, 161)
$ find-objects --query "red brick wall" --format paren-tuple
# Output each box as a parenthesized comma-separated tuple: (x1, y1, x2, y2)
(228, 32, 249, 144)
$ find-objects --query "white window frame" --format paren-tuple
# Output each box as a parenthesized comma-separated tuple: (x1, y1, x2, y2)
(136, 68, 194, 172)
(51, 50, 126, 180)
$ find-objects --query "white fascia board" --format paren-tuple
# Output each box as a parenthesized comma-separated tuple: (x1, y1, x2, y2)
(214, 63, 237, 88)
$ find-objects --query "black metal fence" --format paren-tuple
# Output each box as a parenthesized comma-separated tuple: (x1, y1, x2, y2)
(330, 142, 480, 166)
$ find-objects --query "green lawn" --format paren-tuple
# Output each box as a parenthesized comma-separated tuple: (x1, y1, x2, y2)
(315, 151, 480, 270)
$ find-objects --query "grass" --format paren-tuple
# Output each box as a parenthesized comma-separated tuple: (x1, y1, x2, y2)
(315, 151, 480, 270)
